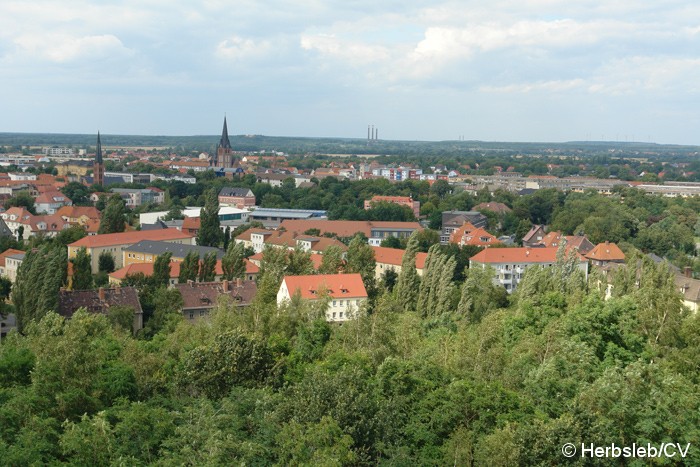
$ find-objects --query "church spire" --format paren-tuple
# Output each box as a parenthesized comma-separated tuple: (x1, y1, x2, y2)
(219, 116, 231, 149)
(96, 131, 103, 164)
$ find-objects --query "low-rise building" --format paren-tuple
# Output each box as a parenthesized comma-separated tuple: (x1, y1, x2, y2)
(111, 188, 165, 207)
(175, 279, 257, 321)
(277, 220, 422, 246)
(277, 273, 368, 322)
(585, 241, 626, 267)
(123, 240, 223, 267)
(68, 229, 195, 273)
(57, 286, 144, 333)
(372, 246, 428, 279)
(109, 258, 259, 286)
(470, 247, 588, 293)
(522, 225, 547, 247)
(449, 223, 501, 247)
(4, 252, 25, 282)
(218, 187, 256, 209)
(440, 211, 488, 244)
(35, 191, 72, 214)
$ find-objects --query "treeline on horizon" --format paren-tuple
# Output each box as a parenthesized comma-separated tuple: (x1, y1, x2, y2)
(0, 132, 697, 158)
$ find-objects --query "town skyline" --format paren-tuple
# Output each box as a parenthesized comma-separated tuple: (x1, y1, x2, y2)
(2, 1, 700, 145)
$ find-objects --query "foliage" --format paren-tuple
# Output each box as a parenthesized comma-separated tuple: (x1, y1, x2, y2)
(70, 247, 93, 290)
(97, 250, 115, 273)
(222, 241, 246, 281)
(197, 189, 223, 247)
(98, 194, 127, 234)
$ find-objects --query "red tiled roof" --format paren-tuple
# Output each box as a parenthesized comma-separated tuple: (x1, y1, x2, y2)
(110, 258, 259, 280)
(0, 248, 24, 268)
(372, 246, 428, 270)
(69, 229, 193, 248)
(279, 220, 421, 238)
(455, 227, 501, 247)
(585, 242, 625, 262)
(281, 273, 367, 299)
(56, 205, 100, 220)
(473, 202, 512, 214)
(470, 247, 585, 264)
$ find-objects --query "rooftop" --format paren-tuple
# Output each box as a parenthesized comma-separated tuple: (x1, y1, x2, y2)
(69, 229, 193, 249)
(281, 273, 368, 300)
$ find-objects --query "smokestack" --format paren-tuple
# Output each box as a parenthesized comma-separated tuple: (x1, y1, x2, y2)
(98, 287, 105, 300)
(236, 277, 242, 288)
(368, 125, 370, 141)
(222, 280, 229, 292)
(375, 128, 378, 141)
(684, 266, 692, 278)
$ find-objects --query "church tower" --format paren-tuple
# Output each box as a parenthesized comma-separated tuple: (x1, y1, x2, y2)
(212, 116, 234, 168)
(94, 132, 105, 186)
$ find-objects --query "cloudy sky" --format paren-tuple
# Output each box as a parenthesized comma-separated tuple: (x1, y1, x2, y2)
(2, 0, 700, 144)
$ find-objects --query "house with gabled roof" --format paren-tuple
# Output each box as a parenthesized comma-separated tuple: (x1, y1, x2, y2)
(218, 187, 256, 209)
(57, 286, 143, 333)
(277, 273, 367, 322)
(449, 222, 501, 247)
(522, 224, 546, 247)
(372, 246, 428, 279)
(175, 279, 257, 321)
(585, 241, 625, 267)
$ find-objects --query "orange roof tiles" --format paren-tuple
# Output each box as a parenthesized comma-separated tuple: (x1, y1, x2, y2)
(585, 242, 625, 262)
(110, 258, 258, 280)
(69, 229, 193, 248)
(372, 246, 428, 270)
(281, 273, 367, 300)
(279, 220, 421, 238)
(470, 247, 585, 264)
(0, 248, 24, 268)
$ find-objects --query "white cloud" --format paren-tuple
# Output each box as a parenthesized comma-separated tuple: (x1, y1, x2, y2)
(13, 33, 133, 63)
(216, 36, 274, 61)
(300, 34, 390, 65)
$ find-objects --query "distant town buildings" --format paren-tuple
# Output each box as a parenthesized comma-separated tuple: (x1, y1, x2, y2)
(364, 195, 420, 218)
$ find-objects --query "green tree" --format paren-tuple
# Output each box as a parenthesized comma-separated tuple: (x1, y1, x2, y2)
(345, 234, 376, 299)
(97, 251, 115, 273)
(277, 416, 357, 466)
(55, 225, 87, 246)
(152, 252, 172, 287)
(98, 194, 127, 234)
(197, 189, 223, 247)
(318, 244, 345, 274)
(4, 191, 36, 214)
(221, 242, 246, 281)
(71, 248, 93, 290)
(395, 231, 421, 312)
(198, 251, 217, 282)
(178, 251, 200, 283)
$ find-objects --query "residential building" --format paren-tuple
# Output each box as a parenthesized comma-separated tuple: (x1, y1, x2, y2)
(138, 206, 249, 226)
(237, 227, 347, 254)
(0, 207, 70, 239)
(0, 248, 24, 278)
(585, 241, 626, 267)
(277, 273, 368, 322)
(277, 220, 422, 246)
(35, 191, 72, 214)
(676, 269, 700, 313)
(372, 246, 428, 279)
(522, 225, 547, 247)
(218, 187, 256, 209)
(111, 188, 165, 207)
(473, 202, 512, 215)
(440, 211, 488, 244)
(56, 205, 101, 227)
(470, 247, 588, 293)
(449, 223, 501, 247)
(4, 252, 25, 282)
(68, 229, 195, 273)
(537, 232, 595, 255)
(363, 195, 420, 218)
(109, 259, 259, 286)
(175, 279, 257, 321)
(57, 287, 143, 333)
(123, 240, 223, 267)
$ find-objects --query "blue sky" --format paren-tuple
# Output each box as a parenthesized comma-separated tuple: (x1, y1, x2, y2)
(1, 0, 700, 144)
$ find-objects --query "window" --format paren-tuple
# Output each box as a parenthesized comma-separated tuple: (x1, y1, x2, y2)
(189, 312, 194, 319)
(332, 312, 336, 319)
(332, 300, 336, 306)
(339, 312, 344, 318)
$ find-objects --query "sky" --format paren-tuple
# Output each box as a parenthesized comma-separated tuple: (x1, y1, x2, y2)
(1, 1, 700, 144)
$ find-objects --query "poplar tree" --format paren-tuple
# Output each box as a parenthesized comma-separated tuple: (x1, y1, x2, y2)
(345, 234, 376, 299)
(222, 242, 246, 281)
(395, 231, 421, 311)
(198, 251, 217, 282)
(71, 247, 93, 290)
(197, 189, 223, 247)
(318, 245, 344, 275)
(152, 252, 172, 287)
(179, 251, 199, 283)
